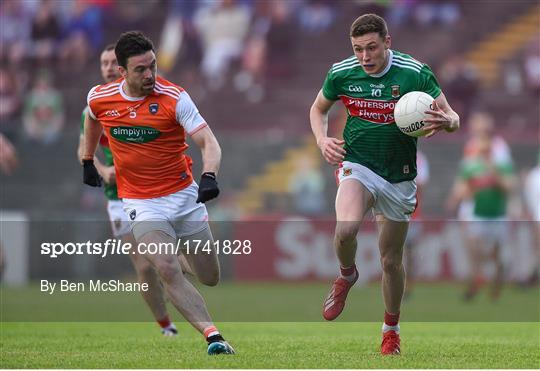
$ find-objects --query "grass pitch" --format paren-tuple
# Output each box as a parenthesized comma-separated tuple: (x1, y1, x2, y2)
(1, 282, 539, 368)
(1, 322, 538, 368)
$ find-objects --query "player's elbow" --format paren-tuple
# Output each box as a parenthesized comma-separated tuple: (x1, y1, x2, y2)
(310, 101, 327, 118)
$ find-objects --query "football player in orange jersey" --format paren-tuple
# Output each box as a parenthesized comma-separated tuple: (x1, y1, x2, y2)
(81, 31, 234, 355)
(77, 44, 179, 336)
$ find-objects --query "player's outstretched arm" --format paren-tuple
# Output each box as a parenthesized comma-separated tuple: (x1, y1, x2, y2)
(310, 90, 345, 165)
(191, 126, 221, 203)
(423, 92, 460, 138)
(81, 112, 103, 187)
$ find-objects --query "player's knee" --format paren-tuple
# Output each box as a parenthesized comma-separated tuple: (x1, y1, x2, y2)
(335, 223, 359, 246)
(380, 254, 402, 273)
(199, 270, 220, 287)
(153, 257, 182, 283)
(134, 258, 155, 279)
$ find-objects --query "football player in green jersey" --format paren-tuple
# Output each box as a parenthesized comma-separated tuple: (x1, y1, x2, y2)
(309, 14, 459, 355)
(77, 44, 178, 336)
(458, 135, 516, 300)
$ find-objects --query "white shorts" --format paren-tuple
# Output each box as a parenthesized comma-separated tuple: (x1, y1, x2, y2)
(468, 216, 509, 245)
(122, 181, 208, 241)
(106, 200, 131, 238)
(337, 161, 417, 222)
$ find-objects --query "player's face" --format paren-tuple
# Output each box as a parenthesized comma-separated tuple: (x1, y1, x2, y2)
(121, 50, 157, 96)
(351, 33, 391, 75)
(100, 50, 120, 83)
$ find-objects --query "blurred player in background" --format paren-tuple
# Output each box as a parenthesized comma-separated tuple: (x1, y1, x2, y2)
(523, 151, 540, 285)
(0, 132, 19, 280)
(81, 32, 234, 355)
(310, 14, 459, 355)
(446, 111, 514, 296)
(403, 150, 429, 299)
(448, 111, 513, 221)
(77, 44, 178, 336)
(453, 135, 516, 300)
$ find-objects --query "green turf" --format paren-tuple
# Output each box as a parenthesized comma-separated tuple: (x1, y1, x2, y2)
(1, 322, 538, 368)
(2, 283, 539, 368)
(2, 282, 539, 322)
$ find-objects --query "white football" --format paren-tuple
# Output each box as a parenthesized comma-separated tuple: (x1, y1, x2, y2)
(394, 91, 434, 137)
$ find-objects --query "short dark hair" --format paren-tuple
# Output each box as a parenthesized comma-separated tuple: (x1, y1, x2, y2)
(114, 31, 154, 68)
(102, 43, 116, 53)
(350, 14, 388, 39)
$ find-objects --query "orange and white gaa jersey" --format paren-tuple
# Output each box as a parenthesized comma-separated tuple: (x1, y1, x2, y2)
(87, 76, 208, 199)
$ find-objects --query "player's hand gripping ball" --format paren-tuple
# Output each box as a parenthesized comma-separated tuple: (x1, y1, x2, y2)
(393, 91, 434, 137)
(196, 172, 219, 203)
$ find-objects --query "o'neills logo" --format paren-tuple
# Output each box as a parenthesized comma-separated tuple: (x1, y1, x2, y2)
(110, 126, 161, 143)
(340, 96, 398, 124)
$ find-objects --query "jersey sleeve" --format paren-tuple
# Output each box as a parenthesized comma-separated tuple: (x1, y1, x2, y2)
(322, 68, 340, 101)
(175, 91, 207, 135)
(419, 64, 441, 99)
(86, 86, 99, 120)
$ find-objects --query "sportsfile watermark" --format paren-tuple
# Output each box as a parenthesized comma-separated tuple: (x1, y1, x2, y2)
(40, 238, 252, 258)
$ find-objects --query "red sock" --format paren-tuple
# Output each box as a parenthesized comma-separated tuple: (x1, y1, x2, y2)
(157, 315, 171, 329)
(384, 311, 400, 326)
(340, 264, 356, 277)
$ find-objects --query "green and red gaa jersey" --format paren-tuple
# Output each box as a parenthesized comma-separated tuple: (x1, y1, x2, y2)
(460, 157, 514, 218)
(80, 107, 119, 200)
(322, 49, 441, 183)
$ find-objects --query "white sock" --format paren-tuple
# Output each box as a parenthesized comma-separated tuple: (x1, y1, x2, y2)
(382, 323, 400, 333)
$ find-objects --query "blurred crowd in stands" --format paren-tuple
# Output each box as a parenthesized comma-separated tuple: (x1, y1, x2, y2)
(0, 0, 538, 218)
(2, 0, 538, 140)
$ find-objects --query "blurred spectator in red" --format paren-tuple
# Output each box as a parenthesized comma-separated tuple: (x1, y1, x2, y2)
(523, 38, 540, 97)
(0, 1, 33, 65)
(194, 0, 251, 90)
(22, 70, 65, 145)
(31, 0, 61, 64)
(438, 56, 479, 124)
(0, 67, 23, 139)
(298, 0, 335, 34)
(59, 0, 104, 69)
